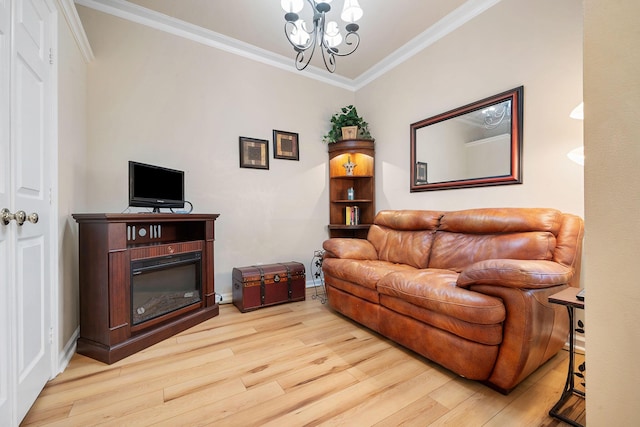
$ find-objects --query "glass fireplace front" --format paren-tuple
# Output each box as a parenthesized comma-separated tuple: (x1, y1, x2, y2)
(131, 251, 202, 326)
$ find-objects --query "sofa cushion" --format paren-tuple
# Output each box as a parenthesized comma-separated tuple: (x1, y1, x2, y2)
(429, 231, 556, 272)
(379, 294, 503, 345)
(438, 208, 563, 234)
(324, 275, 381, 304)
(368, 210, 442, 269)
(368, 226, 435, 269)
(322, 258, 416, 291)
(374, 210, 443, 230)
(378, 305, 500, 381)
(432, 208, 562, 272)
(377, 269, 506, 325)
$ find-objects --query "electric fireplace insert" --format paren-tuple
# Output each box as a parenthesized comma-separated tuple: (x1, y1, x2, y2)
(131, 251, 202, 326)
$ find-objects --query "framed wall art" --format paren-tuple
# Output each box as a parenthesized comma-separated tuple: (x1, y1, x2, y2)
(273, 130, 299, 161)
(239, 137, 269, 169)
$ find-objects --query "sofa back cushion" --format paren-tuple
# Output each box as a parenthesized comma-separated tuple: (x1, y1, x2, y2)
(428, 208, 562, 272)
(369, 210, 442, 269)
(367, 208, 583, 277)
(551, 213, 585, 287)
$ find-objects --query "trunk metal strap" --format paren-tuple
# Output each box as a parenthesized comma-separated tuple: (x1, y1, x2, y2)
(255, 265, 266, 305)
(251, 263, 299, 305)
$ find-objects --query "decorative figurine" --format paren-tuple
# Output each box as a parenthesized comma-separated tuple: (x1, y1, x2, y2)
(343, 156, 357, 176)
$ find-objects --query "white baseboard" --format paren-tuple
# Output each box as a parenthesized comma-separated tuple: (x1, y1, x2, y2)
(562, 335, 586, 355)
(218, 292, 233, 304)
(57, 326, 79, 375)
(575, 335, 586, 354)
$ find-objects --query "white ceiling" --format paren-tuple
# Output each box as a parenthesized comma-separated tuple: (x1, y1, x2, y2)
(76, 0, 501, 89)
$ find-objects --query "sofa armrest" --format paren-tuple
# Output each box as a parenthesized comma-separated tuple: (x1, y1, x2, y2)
(467, 283, 570, 392)
(322, 238, 378, 260)
(457, 259, 574, 289)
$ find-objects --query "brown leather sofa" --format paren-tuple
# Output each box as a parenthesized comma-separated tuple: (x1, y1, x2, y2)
(322, 208, 584, 393)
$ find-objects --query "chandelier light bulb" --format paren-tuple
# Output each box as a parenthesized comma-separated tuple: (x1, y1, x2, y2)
(281, 0, 362, 72)
(325, 21, 339, 36)
(281, 0, 303, 13)
(289, 20, 310, 46)
(324, 21, 343, 48)
(341, 0, 363, 23)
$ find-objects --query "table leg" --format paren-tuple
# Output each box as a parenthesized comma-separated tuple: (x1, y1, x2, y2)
(549, 305, 585, 427)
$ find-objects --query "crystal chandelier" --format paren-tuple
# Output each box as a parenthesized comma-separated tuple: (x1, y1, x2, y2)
(281, 0, 363, 73)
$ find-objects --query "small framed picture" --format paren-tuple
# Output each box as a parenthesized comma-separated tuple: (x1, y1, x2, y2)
(415, 162, 428, 184)
(273, 130, 299, 161)
(239, 137, 269, 169)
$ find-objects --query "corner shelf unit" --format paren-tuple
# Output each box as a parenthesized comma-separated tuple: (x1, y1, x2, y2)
(328, 139, 375, 238)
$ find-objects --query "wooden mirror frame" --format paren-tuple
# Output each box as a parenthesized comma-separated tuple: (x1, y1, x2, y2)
(410, 86, 523, 192)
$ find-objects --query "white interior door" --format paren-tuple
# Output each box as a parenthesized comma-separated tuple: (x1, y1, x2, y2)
(0, 0, 13, 423)
(0, 0, 55, 425)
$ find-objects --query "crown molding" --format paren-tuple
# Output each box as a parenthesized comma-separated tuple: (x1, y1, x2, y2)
(74, 0, 355, 90)
(57, 0, 95, 63)
(352, 0, 502, 90)
(74, 0, 500, 91)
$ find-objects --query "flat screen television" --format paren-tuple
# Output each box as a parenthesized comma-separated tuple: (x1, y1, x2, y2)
(128, 161, 184, 212)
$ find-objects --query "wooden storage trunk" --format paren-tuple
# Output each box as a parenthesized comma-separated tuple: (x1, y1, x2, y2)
(232, 262, 306, 312)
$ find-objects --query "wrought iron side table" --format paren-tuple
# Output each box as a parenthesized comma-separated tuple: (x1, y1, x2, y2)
(548, 287, 585, 427)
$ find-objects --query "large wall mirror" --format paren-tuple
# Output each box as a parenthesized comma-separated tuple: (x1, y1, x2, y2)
(410, 86, 523, 192)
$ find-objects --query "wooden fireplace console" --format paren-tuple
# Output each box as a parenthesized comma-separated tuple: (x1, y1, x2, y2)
(72, 213, 220, 364)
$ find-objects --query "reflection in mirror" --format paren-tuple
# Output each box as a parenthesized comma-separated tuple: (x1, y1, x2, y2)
(410, 86, 523, 191)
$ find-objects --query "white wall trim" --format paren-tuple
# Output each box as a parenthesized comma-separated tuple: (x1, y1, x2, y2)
(73, 0, 355, 90)
(48, 0, 62, 384)
(352, 0, 502, 90)
(74, 0, 500, 91)
(56, 0, 94, 63)
(56, 327, 79, 375)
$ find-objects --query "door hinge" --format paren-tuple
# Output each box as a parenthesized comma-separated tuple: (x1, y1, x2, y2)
(49, 326, 54, 344)
(49, 188, 52, 205)
(49, 48, 54, 65)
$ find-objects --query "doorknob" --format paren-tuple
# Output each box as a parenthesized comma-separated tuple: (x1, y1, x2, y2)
(1, 208, 39, 226)
(14, 210, 38, 226)
(1, 208, 12, 225)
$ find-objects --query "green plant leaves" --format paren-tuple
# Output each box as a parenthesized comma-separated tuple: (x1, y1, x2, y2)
(323, 105, 373, 143)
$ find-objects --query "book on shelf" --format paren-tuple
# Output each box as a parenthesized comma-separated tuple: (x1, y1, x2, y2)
(345, 206, 360, 225)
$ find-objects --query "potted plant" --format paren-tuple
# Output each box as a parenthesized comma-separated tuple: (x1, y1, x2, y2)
(322, 105, 373, 143)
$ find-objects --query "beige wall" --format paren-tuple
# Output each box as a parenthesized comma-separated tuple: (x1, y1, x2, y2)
(584, 0, 640, 423)
(75, 0, 584, 303)
(60, 1, 640, 422)
(77, 6, 354, 301)
(356, 0, 584, 217)
(76, 0, 584, 308)
(57, 11, 88, 364)
(71, 0, 586, 365)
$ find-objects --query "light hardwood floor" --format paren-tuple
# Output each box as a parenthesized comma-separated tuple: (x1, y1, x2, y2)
(23, 289, 585, 426)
